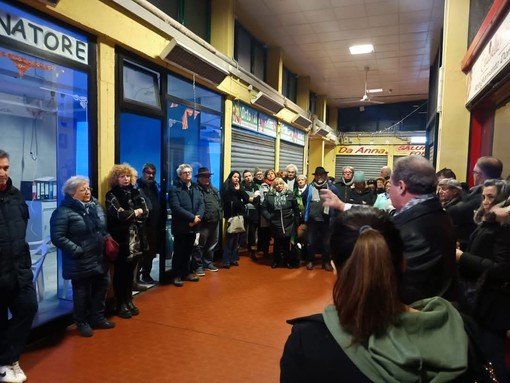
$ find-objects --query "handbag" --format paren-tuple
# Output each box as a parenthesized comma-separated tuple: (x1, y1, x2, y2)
(104, 236, 120, 262)
(227, 215, 245, 234)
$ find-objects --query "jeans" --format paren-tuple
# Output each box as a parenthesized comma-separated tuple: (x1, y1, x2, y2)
(223, 232, 241, 265)
(0, 283, 38, 365)
(71, 273, 110, 324)
(192, 221, 219, 269)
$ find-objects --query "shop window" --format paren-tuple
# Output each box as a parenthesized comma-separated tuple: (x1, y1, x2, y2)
(0, 47, 90, 316)
(234, 22, 267, 82)
(146, 0, 210, 42)
(122, 61, 161, 109)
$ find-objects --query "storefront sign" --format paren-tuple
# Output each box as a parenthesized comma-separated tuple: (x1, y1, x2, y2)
(337, 145, 389, 155)
(232, 102, 258, 131)
(337, 144, 425, 156)
(466, 10, 510, 104)
(281, 123, 305, 146)
(0, 10, 88, 64)
(393, 144, 425, 156)
(258, 113, 277, 138)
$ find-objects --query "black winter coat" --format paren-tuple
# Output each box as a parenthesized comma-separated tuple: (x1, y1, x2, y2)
(261, 189, 299, 238)
(459, 221, 510, 329)
(137, 178, 161, 228)
(221, 183, 249, 219)
(446, 185, 482, 250)
(105, 185, 149, 258)
(0, 178, 32, 291)
(168, 179, 204, 235)
(50, 196, 107, 280)
(393, 197, 458, 304)
(348, 187, 376, 206)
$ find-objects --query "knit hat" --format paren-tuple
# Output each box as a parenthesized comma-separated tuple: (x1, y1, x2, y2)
(352, 171, 366, 183)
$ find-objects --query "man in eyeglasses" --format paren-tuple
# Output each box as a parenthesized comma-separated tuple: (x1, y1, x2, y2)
(136, 163, 162, 285)
(0, 149, 38, 383)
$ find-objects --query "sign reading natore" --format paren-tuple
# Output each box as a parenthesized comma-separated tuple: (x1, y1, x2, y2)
(0, 10, 88, 65)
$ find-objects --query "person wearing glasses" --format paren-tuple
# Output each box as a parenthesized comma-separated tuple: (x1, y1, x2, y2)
(334, 166, 354, 202)
(136, 163, 161, 285)
(51, 176, 115, 337)
(105, 164, 149, 318)
(168, 164, 204, 286)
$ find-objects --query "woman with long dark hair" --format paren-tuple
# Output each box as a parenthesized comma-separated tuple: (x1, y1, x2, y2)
(281, 207, 469, 382)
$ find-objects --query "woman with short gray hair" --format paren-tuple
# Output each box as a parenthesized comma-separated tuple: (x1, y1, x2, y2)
(51, 175, 115, 337)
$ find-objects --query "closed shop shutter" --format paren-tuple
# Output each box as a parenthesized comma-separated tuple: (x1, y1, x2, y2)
(231, 127, 276, 173)
(279, 141, 305, 174)
(335, 155, 387, 180)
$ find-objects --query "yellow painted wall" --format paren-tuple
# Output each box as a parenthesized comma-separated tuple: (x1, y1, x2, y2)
(267, 47, 283, 93)
(437, 0, 471, 181)
(297, 77, 311, 111)
(210, 0, 235, 57)
(493, 104, 510, 178)
(308, 139, 324, 182)
(324, 144, 336, 178)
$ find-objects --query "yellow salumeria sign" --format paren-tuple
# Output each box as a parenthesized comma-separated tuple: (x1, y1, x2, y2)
(337, 145, 425, 156)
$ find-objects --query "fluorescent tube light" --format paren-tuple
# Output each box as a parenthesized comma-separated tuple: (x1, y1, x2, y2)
(410, 136, 426, 144)
(367, 88, 383, 94)
(349, 44, 374, 55)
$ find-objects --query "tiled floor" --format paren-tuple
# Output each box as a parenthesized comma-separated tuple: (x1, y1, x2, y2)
(21, 255, 334, 383)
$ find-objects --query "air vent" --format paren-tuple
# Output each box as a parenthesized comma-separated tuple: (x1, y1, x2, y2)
(160, 39, 228, 85)
(292, 114, 312, 130)
(251, 91, 284, 114)
(312, 117, 331, 137)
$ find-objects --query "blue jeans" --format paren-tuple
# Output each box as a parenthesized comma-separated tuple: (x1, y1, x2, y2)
(222, 232, 241, 265)
(192, 221, 219, 269)
(0, 283, 38, 365)
(71, 272, 110, 324)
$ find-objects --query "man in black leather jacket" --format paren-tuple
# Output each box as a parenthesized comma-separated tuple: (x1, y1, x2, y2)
(321, 155, 458, 304)
(0, 150, 38, 383)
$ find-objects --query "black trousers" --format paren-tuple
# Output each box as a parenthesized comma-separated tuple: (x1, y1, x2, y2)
(0, 283, 38, 365)
(172, 233, 195, 278)
(306, 220, 330, 263)
(71, 273, 109, 325)
(113, 256, 136, 305)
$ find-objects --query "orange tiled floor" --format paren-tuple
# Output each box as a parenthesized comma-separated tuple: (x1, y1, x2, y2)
(20, 256, 334, 383)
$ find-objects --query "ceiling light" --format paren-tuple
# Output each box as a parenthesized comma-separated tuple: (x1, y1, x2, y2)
(367, 88, 383, 94)
(349, 44, 374, 55)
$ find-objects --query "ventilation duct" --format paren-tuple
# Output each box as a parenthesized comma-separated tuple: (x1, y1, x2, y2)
(292, 114, 312, 130)
(312, 117, 331, 137)
(160, 39, 228, 85)
(35, 0, 60, 5)
(251, 91, 284, 114)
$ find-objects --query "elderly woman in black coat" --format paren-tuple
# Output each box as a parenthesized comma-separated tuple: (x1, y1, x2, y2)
(50, 176, 115, 337)
(105, 164, 148, 319)
(261, 177, 299, 268)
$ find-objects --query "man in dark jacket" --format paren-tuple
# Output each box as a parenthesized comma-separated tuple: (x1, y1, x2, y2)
(321, 155, 458, 304)
(241, 169, 261, 261)
(168, 164, 204, 287)
(302, 166, 340, 272)
(192, 167, 221, 275)
(446, 156, 503, 250)
(0, 150, 38, 383)
(334, 166, 354, 202)
(136, 163, 162, 284)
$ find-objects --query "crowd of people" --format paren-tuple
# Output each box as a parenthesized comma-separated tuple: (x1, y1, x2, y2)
(3, 145, 510, 382)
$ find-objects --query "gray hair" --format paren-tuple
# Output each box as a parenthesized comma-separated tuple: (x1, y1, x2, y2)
(343, 166, 354, 173)
(176, 163, 192, 176)
(286, 164, 298, 173)
(391, 156, 436, 195)
(0, 149, 9, 160)
(62, 176, 90, 196)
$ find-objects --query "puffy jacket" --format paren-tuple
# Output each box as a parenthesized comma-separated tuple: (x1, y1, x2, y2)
(0, 178, 32, 291)
(50, 196, 108, 280)
(261, 189, 298, 238)
(168, 178, 204, 235)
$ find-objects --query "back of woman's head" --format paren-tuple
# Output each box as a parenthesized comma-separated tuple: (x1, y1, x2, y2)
(330, 207, 405, 344)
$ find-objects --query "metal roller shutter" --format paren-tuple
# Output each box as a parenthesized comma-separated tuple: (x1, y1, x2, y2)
(279, 141, 305, 174)
(231, 127, 276, 173)
(335, 155, 388, 180)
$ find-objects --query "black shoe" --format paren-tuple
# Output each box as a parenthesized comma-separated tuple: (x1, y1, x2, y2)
(231, 261, 239, 266)
(140, 275, 155, 284)
(172, 277, 183, 287)
(133, 283, 148, 292)
(182, 274, 199, 282)
(250, 251, 257, 261)
(77, 322, 93, 337)
(117, 304, 132, 319)
(323, 263, 333, 272)
(285, 263, 293, 269)
(306, 262, 313, 270)
(223, 264, 230, 269)
(91, 319, 116, 329)
(271, 261, 278, 269)
(127, 301, 140, 316)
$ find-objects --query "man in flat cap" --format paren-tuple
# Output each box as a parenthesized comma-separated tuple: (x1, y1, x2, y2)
(302, 167, 340, 271)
